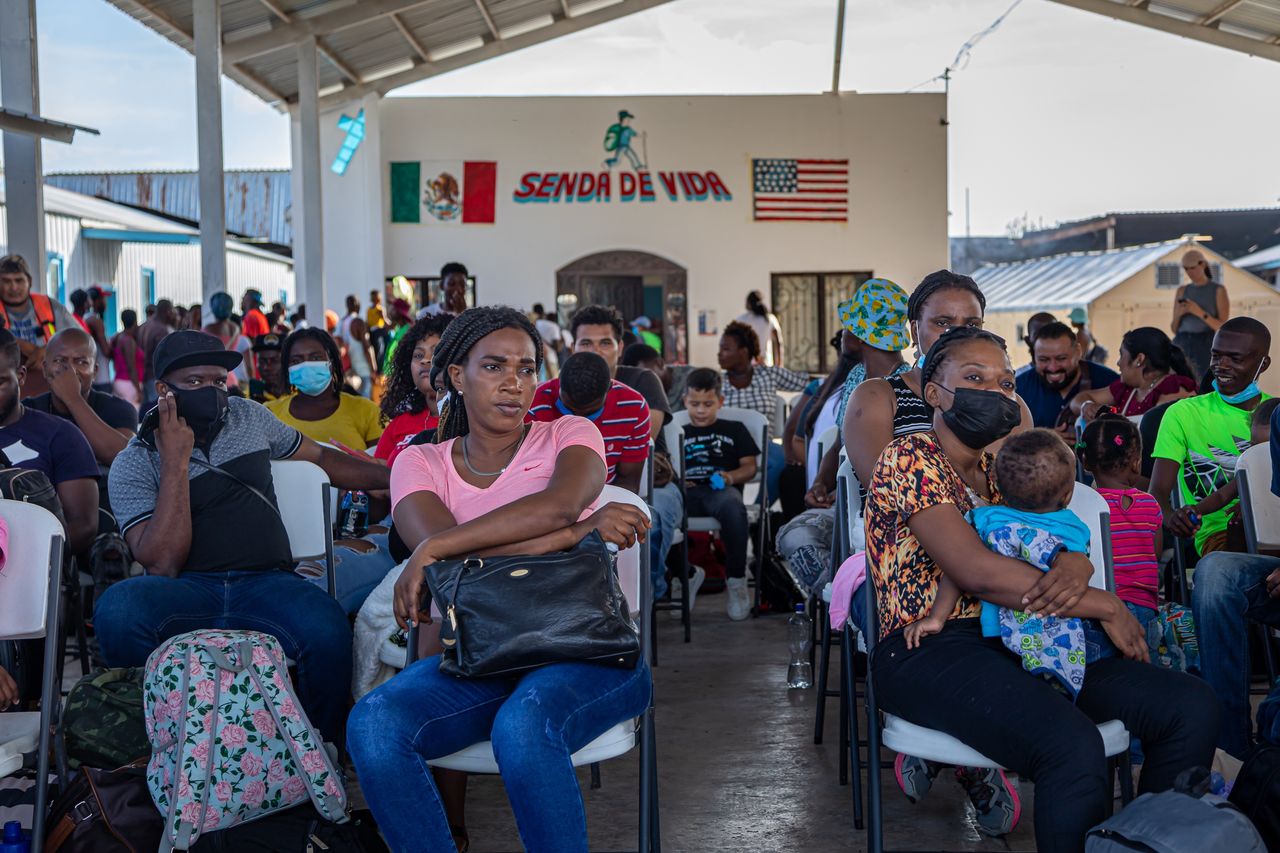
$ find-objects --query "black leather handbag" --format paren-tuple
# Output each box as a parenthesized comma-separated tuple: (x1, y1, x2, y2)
(423, 530, 640, 678)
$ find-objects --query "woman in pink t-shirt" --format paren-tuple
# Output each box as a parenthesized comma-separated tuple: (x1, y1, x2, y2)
(348, 307, 651, 853)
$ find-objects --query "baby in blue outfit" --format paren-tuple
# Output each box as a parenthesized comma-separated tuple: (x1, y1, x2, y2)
(905, 429, 1096, 696)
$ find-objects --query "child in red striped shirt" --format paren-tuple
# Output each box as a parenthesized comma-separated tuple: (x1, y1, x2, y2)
(1076, 413, 1162, 629)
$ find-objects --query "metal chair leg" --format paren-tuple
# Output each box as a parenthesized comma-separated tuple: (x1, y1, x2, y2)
(839, 650, 849, 785)
(589, 761, 602, 789)
(814, 602, 833, 745)
(33, 538, 65, 853)
(1118, 750, 1134, 806)
(843, 625, 864, 830)
(865, 668, 883, 853)
(678, 538, 692, 643)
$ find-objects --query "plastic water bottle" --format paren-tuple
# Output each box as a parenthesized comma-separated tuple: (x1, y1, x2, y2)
(340, 491, 369, 538)
(0, 821, 30, 853)
(787, 604, 813, 689)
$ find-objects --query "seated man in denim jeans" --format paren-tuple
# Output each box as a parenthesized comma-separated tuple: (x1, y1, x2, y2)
(93, 331, 390, 741)
(681, 367, 760, 621)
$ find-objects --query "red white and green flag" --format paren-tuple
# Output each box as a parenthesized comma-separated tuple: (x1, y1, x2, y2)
(389, 160, 496, 224)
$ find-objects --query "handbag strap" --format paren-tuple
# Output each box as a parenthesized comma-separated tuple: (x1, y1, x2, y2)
(443, 558, 479, 635)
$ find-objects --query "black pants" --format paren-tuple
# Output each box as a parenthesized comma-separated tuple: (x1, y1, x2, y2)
(871, 619, 1217, 853)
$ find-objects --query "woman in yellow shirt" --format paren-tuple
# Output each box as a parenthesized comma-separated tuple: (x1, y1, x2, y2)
(268, 328, 385, 449)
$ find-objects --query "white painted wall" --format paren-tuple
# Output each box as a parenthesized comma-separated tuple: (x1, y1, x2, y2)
(320, 93, 948, 365)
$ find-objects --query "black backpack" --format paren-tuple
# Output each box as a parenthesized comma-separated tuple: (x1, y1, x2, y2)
(0, 462, 67, 529)
(1229, 743, 1280, 850)
(190, 805, 387, 852)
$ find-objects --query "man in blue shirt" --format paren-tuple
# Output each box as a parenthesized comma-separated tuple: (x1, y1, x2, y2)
(1014, 321, 1119, 432)
(0, 329, 99, 555)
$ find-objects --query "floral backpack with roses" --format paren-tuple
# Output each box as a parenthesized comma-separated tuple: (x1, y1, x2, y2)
(142, 629, 348, 851)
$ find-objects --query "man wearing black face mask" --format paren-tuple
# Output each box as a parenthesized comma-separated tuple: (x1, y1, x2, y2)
(93, 330, 391, 742)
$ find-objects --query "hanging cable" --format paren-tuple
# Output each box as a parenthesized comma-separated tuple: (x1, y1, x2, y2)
(905, 0, 1024, 92)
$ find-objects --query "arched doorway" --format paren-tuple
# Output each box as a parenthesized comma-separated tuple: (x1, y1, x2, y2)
(556, 250, 688, 363)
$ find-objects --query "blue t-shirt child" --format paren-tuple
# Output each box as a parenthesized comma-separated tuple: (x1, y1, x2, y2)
(970, 504, 1094, 695)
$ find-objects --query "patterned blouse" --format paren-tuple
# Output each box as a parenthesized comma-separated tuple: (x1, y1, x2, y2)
(864, 431, 999, 639)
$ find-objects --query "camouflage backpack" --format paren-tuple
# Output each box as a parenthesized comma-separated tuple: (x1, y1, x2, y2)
(62, 668, 150, 770)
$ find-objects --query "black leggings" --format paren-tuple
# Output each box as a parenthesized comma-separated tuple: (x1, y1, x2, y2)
(871, 619, 1218, 853)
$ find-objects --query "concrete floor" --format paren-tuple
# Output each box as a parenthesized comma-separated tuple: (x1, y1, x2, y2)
(459, 603, 1043, 852)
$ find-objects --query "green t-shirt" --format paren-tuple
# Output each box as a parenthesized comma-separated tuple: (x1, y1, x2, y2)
(1152, 391, 1271, 553)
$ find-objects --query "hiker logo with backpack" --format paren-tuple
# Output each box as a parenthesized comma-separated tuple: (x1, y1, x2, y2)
(143, 630, 347, 851)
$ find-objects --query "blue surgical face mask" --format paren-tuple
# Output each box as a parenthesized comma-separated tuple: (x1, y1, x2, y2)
(289, 361, 333, 396)
(1214, 362, 1264, 405)
(916, 354, 926, 369)
(556, 397, 605, 421)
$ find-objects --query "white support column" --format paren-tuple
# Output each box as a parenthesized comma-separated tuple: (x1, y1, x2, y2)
(295, 36, 326, 316)
(0, 0, 47, 290)
(194, 0, 226, 301)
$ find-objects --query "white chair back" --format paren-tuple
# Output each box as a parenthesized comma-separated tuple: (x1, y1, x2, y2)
(599, 485, 650, 619)
(815, 425, 839, 462)
(0, 501, 64, 640)
(1236, 443, 1280, 552)
(270, 459, 332, 561)
(669, 406, 770, 482)
(1068, 482, 1113, 592)
(837, 458, 862, 552)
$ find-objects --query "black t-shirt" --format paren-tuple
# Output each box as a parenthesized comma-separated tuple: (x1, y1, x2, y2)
(682, 420, 760, 484)
(617, 364, 670, 455)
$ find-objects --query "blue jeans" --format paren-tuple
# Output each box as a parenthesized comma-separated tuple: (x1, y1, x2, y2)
(348, 656, 652, 853)
(1193, 551, 1280, 757)
(686, 484, 749, 577)
(307, 532, 397, 615)
(765, 441, 784, 506)
(649, 483, 683, 599)
(93, 570, 353, 742)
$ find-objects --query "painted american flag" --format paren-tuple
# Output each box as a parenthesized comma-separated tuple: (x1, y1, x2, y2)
(752, 158, 849, 222)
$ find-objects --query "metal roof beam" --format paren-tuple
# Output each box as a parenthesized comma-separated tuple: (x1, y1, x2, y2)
(473, 0, 501, 40)
(1200, 0, 1246, 26)
(315, 0, 679, 110)
(0, 108, 99, 144)
(1047, 0, 1280, 62)
(390, 13, 432, 63)
(223, 0, 433, 63)
(318, 40, 362, 83)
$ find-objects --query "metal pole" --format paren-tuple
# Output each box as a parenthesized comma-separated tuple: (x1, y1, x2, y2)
(0, 0, 47, 290)
(194, 0, 227, 302)
(830, 0, 848, 93)
(296, 36, 326, 318)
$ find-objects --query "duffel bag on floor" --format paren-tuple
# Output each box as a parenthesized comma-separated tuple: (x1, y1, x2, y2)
(45, 761, 162, 853)
(1229, 743, 1280, 851)
(191, 804, 387, 852)
(1087, 789, 1264, 852)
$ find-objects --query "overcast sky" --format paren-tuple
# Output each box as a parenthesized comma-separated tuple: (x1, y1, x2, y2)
(21, 0, 1280, 235)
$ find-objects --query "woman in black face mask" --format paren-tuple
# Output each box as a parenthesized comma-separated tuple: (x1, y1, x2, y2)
(862, 325, 1217, 853)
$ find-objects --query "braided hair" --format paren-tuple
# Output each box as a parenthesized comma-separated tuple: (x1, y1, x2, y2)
(430, 306, 544, 442)
(379, 313, 455, 419)
(1076, 411, 1140, 475)
(907, 269, 987, 321)
(920, 325, 1008, 389)
(280, 327, 346, 396)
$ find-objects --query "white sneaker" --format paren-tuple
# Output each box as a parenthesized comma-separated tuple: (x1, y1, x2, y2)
(668, 566, 705, 619)
(726, 577, 750, 621)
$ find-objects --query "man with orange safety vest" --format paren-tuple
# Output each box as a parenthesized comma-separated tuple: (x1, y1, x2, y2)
(0, 254, 79, 397)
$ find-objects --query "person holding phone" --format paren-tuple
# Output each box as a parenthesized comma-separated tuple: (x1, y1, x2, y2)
(1171, 249, 1229, 382)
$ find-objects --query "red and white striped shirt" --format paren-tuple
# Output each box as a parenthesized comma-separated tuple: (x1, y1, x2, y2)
(528, 379, 650, 483)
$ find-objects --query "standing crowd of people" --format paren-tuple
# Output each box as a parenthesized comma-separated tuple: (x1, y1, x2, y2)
(0, 244, 1276, 853)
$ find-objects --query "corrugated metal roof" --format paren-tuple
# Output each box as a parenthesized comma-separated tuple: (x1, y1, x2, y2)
(1235, 242, 1280, 271)
(45, 170, 292, 248)
(0, 178, 291, 265)
(972, 240, 1188, 312)
(101, 0, 679, 110)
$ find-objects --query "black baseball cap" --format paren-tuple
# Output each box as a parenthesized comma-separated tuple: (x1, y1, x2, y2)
(252, 332, 283, 352)
(154, 330, 242, 379)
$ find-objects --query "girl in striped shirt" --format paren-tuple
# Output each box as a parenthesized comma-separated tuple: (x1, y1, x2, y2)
(1076, 413, 1162, 628)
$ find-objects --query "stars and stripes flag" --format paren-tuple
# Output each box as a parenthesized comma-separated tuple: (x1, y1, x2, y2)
(752, 158, 849, 222)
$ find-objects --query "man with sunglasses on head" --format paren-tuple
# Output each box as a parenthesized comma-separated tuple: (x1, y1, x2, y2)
(1171, 249, 1229, 383)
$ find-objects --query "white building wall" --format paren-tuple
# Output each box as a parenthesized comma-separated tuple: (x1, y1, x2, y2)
(320, 92, 948, 365)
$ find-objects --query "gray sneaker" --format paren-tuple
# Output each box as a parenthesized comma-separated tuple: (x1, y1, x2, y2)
(668, 566, 705, 619)
(955, 766, 1021, 837)
(726, 576, 750, 621)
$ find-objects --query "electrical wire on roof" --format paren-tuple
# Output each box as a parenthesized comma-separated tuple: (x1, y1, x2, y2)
(906, 0, 1024, 92)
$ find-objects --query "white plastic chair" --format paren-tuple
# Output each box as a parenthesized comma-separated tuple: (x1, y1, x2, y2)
(404, 486, 659, 851)
(863, 482, 1133, 853)
(270, 459, 337, 598)
(1236, 443, 1280, 553)
(815, 425, 839, 465)
(669, 406, 772, 627)
(0, 501, 67, 851)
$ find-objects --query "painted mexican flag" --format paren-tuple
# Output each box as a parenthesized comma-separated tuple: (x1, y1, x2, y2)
(389, 160, 497, 224)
